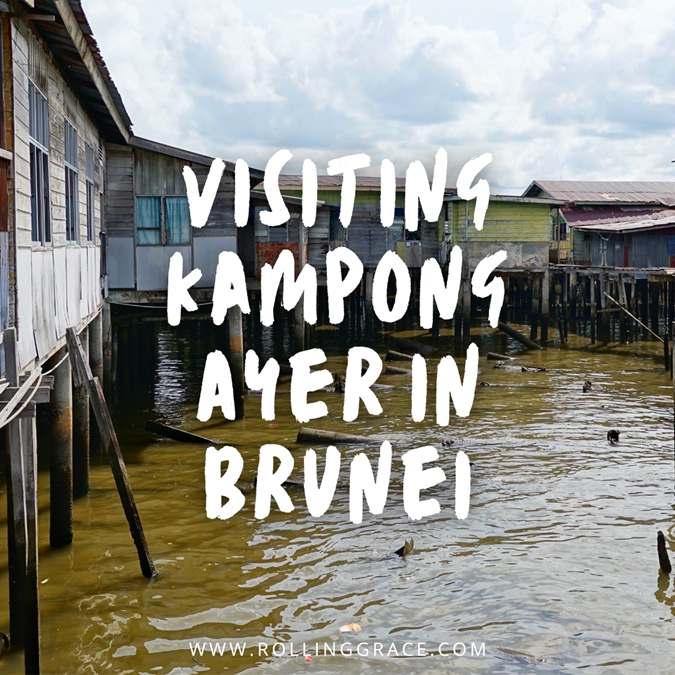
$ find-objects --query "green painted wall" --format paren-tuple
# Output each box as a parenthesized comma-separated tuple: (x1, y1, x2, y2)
(450, 200, 550, 243)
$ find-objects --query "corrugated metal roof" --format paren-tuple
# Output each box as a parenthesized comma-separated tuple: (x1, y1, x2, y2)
(278, 175, 408, 189)
(129, 136, 265, 184)
(564, 206, 675, 233)
(523, 180, 675, 206)
(281, 175, 458, 191)
(29, 0, 132, 142)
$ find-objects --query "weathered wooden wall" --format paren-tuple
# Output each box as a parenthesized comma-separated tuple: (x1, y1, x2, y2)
(106, 145, 238, 291)
(12, 21, 103, 370)
(571, 229, 675, 269)
(450, 199, 550, 271)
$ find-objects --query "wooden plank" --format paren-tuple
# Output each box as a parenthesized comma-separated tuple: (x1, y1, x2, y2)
(0, 366, 41, 428)
(144, 420, 220, 445)
(65, 327, 156, 578)
(296, 427, 383, 445)
(497, 321, 544, 350)
(0, 386, 52, 404)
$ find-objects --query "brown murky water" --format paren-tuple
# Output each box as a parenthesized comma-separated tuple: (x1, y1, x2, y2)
(1, 318, 675, 674)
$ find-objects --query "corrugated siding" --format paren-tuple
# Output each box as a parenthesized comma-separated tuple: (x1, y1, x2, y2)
(452, 201, 550, 243)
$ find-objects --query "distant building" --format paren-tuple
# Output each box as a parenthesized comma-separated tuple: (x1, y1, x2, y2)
(278, 175, 446, 269)
(523, 180, 675, 270)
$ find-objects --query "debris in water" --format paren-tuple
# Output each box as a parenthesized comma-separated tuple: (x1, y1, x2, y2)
(583, 380, 592, 392)
(658, 531, 672, 575)
(395, 539, 414, 557)
(607, 429, 620, 445)
(339, 623, 362, 634)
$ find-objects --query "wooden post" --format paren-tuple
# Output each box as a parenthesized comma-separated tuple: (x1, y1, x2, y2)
(3, 328, 25, 650)
(49, 347, 73, 548)
(72, 327, 90, 498)
(89, 310, 103, 455)
(65, 328, 156, 579)
(618, 276, 628, 343)
(530, 274, 540, 341)
(570, 270, 578, 323)
(650, 282, 660, 336)
(541, 269, 550, 343)
(462, 266, 471, 348)
(3, 329, 41, 667)
(561, 272, 568, 341)
(598, 271, 608, 344)
(227, 306, 245, 420)
(102, 301, 112, 400)
(21, 401, 40, 674)
(665, 333, 670, 373)
(590, 276, 597, 343)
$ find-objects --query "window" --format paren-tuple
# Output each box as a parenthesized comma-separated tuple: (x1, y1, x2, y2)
(85, 143, 94, 241)
(29, 82, 50, 245)
(136, 196, 190, 245)
(64, 119, 78, 242)
(254, 204, 288, 242)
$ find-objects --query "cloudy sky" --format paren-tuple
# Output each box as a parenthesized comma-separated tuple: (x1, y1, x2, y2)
(86, 0, 675, 192)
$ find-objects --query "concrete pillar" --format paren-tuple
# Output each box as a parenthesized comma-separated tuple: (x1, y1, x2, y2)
(228, 305, 245, 419)
(73, 326, 90, 498)
(50, 347, 73, 547)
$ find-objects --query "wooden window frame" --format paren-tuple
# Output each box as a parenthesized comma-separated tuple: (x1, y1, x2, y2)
(64, 118, 79, 243)
(29, 81, 50, 245)
(85, 142, 94, 242)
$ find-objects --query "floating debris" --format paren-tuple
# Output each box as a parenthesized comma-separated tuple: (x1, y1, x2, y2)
(338, 623, 362, 634)
(658, 531, 672, 575)
(395, 539, 414, 557)
(607, 429, 620, 445)
(583, 380, 592, 392)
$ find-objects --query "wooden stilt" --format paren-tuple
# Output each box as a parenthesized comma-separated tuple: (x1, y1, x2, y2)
(49, 347, 73, 547)
(228, 306, 245, 419)
(530, 275, 540, 341)
(89, 311, 104, 455)
(541, 269, 550, 343)
(590, 276, 597, 344)
(66, 328, 156, 579)
(21, 402, 40, 674)
(72, 327, 90, 498)
(102, 302, 112, 401)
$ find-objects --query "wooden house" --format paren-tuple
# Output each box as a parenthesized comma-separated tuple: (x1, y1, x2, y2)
(444, 194, 563, 273)
(523, 180, 675, 269)
(1, 2, 132, 374)
(277, 175, 444, 270)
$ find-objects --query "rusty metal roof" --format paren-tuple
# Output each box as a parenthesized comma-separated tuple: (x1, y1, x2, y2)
(29, 0, 132, 142)
(278, 175, 408, 189)
(563, 206, 675, 233)
(523, 180, 675, 206)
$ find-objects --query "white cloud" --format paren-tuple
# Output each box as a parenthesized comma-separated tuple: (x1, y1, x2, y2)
(85, 0, 675, 191)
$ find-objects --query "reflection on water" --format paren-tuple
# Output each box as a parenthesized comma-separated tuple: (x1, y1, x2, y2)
(1, 312, 675, 674)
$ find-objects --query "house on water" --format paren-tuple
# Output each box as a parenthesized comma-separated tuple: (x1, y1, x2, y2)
(444, 192, 564, 342)
(522, 180, 675, 340)
(277, 175, 446, 270)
